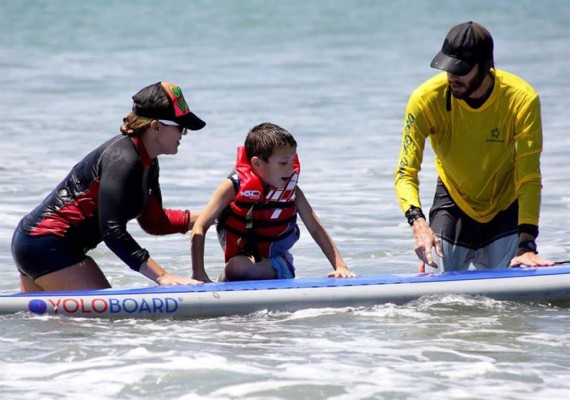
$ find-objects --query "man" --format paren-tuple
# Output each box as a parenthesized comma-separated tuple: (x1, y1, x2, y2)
(395, 21, 553, 272)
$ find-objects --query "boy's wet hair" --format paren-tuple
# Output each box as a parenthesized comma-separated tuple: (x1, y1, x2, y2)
(244, 122, 297, 161)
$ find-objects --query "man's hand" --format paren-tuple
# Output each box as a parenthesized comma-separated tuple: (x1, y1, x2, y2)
(510, 235, 554, 268)
(412, 218, 443, 272)
(510, 250, 554, 268)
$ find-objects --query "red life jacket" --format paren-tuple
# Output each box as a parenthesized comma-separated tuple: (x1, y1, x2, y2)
(219, 146, 301, 262)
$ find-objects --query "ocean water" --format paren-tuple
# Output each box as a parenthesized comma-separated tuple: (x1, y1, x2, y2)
(1, 0, 570, 399)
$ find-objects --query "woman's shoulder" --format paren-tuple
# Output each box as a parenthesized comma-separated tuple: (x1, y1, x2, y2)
(95, 134, 131, 153)
(97, 135, 140, 167)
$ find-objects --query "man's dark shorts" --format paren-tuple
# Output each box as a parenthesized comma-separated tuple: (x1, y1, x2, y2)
(428, 178, 518, 270)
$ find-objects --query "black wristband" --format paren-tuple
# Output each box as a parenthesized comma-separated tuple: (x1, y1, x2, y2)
(405, 206, 426, 226)
(518, 224, 539, 238)
(518, 240, 538, 254)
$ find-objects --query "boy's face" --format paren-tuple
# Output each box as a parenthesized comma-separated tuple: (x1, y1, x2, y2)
(252, 145, 297, 189)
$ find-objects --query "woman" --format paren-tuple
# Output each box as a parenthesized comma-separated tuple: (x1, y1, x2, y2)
(12, 81, 205, 292)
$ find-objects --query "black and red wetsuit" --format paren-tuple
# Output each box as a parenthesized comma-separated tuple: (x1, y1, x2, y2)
(11, 134, 190, 280)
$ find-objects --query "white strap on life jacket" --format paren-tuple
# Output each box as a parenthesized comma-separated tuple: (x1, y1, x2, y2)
(266, 173, 298, 219)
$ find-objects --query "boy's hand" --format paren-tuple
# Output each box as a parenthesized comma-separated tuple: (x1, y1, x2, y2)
(191, 272, 213, 283)
(327, 268, 356, 278)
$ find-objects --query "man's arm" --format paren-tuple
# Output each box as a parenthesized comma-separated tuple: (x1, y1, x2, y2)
(395, 92, 443, 269)
(510, 93, 552, 267)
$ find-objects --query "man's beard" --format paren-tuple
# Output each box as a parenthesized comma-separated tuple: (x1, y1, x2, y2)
(450, 65, 488, 99)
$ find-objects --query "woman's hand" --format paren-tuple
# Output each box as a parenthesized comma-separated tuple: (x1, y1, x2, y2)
(140, 257, 202, 285)
(156, 272, 203, 286)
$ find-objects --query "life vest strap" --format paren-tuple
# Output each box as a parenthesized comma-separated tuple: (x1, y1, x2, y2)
(233, 200, 296, 210)
(222, 224, 297, 243)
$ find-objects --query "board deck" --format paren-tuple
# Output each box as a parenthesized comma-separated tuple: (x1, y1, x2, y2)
(1, 266, 569, 319)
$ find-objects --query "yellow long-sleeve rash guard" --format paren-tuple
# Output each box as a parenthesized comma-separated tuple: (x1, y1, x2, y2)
(395, 70, 543, 225)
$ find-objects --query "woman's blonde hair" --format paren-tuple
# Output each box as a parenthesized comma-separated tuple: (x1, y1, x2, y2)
(120, 112, 153, 137)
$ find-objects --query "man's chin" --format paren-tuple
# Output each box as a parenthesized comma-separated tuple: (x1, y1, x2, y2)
(450, 86, 467, 99)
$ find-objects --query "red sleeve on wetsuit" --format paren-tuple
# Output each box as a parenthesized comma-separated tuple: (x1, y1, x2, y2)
(138, 194, 190, 235)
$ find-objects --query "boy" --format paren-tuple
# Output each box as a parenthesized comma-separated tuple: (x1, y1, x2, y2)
(191, 122, 354, 282)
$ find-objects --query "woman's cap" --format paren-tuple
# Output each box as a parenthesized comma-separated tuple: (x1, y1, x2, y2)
(430, 21, 494, 76)
(132, 82, 206, 130)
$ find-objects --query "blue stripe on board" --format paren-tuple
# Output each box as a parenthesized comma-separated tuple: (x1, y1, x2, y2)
(4, 266, 570, 298)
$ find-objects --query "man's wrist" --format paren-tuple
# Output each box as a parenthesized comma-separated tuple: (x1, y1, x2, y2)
(518, 224, 539, 238)
(518, 240, 538, 254)
(405, 206, 426, 226)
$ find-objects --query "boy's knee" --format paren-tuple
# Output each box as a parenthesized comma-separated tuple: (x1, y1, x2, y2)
(223, 256, 251, 281)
